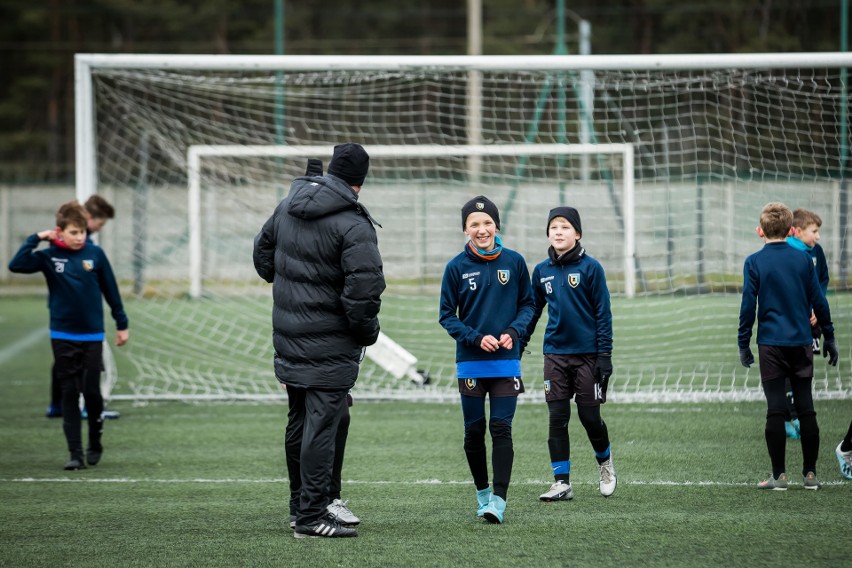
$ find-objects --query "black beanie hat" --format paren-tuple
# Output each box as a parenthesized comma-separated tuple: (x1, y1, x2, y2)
(328, 143, 369, 186)
(547, 206, 581, 236)
(461, 195, 501, 230)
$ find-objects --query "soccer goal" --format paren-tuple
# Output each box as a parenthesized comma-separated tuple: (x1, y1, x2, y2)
(75, 53, 852, 402)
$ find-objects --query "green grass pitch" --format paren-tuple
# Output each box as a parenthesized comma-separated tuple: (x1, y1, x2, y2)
(1, 295, 850, 567)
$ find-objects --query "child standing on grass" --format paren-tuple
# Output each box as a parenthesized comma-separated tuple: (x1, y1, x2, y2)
(780, 208, 831, 440)
(521, 207, 616, 502)
(8, 201, 129, 470)
(738, 202, 837, 490)
(439, 195, 535, 524)
(45, 194, 117, 420)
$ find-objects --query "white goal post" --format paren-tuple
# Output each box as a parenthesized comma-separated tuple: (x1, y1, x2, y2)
(73, 53, 852, 402)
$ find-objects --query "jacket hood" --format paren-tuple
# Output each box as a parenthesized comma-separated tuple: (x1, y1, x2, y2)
(287, 176, 358, 220)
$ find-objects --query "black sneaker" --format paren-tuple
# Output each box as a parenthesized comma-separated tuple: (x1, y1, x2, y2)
(293, 513, 357, 539)
(86, 446, 103, 466)
(64, 455, 87, 470)
(289, 515, 296, 529)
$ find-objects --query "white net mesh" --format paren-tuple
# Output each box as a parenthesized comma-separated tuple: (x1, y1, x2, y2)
(83, 57, 851, 401)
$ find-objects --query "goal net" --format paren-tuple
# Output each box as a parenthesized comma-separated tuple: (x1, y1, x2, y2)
(76, 53, 852, 402)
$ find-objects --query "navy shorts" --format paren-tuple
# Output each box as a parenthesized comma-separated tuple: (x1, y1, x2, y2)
(543, 353, 602, 406)
(758, 344, 813, 383)
(458, 377, 525, 398)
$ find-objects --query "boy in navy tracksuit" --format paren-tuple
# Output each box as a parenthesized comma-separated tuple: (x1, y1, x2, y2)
(45, 194, 117, 419)
(9, 201, 129, 470)
(738, 202, 837, 490)
(439, 195, 535, 524)
(522, 207, 616, 502)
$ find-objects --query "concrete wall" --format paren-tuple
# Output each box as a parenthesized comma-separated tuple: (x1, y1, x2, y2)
(2, 180, 846, 294)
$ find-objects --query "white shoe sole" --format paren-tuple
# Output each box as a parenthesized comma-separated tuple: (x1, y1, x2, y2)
(540, 492, 573, 502)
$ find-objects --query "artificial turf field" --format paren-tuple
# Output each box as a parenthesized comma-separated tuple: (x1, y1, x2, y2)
(2, 296, 851, 567)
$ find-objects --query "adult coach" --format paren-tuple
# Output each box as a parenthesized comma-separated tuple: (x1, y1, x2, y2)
(253, 143, 385, 538)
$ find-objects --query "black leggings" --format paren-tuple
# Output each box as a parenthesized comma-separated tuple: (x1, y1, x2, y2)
(762, 377, 819, 477)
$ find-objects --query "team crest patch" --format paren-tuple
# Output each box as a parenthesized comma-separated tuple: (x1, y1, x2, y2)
(497, 270, 510, 285)
(476, 202, 485, 210)
(82, 260, 94, 272)
(465, 378, 477, 390)
(568, 273, 580, 288)
(813, 258, 817, 267)
(543, 380, 551, 395)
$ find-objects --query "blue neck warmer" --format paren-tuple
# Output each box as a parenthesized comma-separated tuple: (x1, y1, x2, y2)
(786, 235, 812, 252)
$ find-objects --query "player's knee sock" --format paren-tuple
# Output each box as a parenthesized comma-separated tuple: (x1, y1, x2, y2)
(797, 410, 820, 475)
(785, 392, 797, 421)
(60, 378, 83, 456)
(464, 417, 489, 491)
(51, 363, 62, 407)
(547, 398, 571, 481)
(765, 410, 787, 478)
(82, 369, 104, 448)
(783, 378, 795, 421)
(489, 418, 513, 500)
(577, 405, 610, 464)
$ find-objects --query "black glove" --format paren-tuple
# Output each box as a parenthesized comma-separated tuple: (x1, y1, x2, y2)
(594, 353, 613, 398)
(305, 158, 323, 176)
(822, 337, 839, 366)
(739, 347, 754, 368)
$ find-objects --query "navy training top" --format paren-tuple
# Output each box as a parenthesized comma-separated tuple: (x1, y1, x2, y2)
(8, 234, 128, 340)
(738, 241, 833, 349)
(439, 244, 535, 378)
(524, 250, 613, 355)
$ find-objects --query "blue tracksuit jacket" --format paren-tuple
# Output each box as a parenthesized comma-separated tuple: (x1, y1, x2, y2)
(8, 234, 128, 340)
(524, 249, 613, 355)
(439, 244, 535, 377)
(738, 241, 833, 348)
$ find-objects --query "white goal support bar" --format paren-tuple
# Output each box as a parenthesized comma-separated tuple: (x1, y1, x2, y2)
(186, 143, 636, 299)
(75, 52, 852, 209)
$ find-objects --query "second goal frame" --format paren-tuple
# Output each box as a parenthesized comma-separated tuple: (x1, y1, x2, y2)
(186, 142, 636, 299)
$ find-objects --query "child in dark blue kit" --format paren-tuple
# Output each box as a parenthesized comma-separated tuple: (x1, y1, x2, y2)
(9, 201, 129, 470)
(522, 207, 616, 502)
(439, 196, 535, 524)
(739, 202, 837, 490)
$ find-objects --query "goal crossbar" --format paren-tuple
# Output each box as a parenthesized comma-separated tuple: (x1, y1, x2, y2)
(187, 143, 636, 299)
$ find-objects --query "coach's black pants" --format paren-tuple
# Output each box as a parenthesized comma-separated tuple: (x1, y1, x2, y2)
(285, 385, 348, 525)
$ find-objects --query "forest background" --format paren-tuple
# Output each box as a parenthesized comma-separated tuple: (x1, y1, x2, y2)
(0, 0, 845, 184)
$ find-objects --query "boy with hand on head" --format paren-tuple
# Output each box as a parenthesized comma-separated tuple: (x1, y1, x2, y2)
(45, 194, 117, 419)
(521, 207, 616, 502)
(9, 201, 129, 470)
(439, 195, 535, 524)
(739, 202, 837, 491)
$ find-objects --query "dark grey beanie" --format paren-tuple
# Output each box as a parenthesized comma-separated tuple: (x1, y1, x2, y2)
(547, 206, 581, 236)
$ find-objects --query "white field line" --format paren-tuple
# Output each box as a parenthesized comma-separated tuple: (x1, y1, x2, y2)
(0, 327, 48, 366)
(1, 477, 847, 487)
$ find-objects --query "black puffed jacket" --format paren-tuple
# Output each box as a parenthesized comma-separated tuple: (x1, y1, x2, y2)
(253, 174, 385, 389)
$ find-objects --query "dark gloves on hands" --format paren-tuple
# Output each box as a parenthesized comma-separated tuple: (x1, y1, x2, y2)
(739, 347, 754, 368)
(594, 353, 613, 398)
(822, 337, 839, 366)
